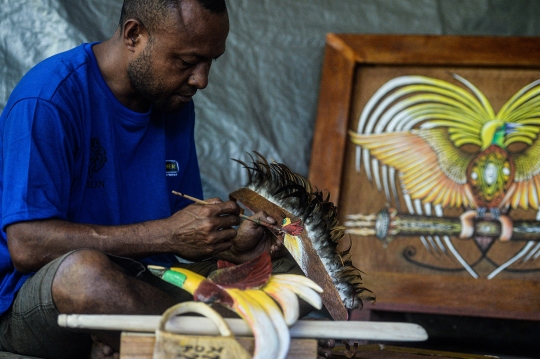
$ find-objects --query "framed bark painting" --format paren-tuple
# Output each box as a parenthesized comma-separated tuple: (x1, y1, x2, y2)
(309, 34, 540, 320)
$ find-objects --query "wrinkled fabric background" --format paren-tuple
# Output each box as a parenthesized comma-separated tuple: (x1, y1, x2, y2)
(1, 0, 539, 200)
(2, 2, 540, 356)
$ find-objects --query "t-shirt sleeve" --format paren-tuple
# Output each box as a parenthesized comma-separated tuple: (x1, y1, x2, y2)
(2, 98, 75, 230)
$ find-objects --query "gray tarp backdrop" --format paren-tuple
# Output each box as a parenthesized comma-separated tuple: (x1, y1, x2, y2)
(2, 2, 540, 357)
(1, 0, 540, 201)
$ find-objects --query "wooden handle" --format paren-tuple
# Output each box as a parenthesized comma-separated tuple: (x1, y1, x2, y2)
(58, 314, 428, 342)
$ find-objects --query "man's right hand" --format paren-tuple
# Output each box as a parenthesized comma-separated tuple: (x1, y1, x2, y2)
(7, 198, 242, 273)
(164, 198, 241, 261)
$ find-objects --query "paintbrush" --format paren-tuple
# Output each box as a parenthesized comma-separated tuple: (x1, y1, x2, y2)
(171, 190, 303, 235)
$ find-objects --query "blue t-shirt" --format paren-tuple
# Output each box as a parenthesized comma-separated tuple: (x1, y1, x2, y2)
(0, 43, 203, 315)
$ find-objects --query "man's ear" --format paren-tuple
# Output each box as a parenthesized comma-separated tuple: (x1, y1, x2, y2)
(122, 19, 149, 51)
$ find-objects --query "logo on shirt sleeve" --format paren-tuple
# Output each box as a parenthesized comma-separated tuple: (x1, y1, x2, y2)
(166, 160, 179, 176)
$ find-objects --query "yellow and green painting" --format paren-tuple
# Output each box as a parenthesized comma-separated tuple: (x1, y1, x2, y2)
(347, 74, 540, 279)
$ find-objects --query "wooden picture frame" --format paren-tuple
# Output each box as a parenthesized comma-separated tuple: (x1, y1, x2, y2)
(309, 34, 540, 321)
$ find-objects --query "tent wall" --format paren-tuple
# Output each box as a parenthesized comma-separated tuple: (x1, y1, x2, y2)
(1, 0, 539, 199)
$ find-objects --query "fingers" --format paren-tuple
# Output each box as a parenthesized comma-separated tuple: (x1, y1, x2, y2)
(270, 243, 280, 252)
(209, 237, 233, 253)
(237, 211, 284, 259)
(203, 197, 223, 205)
(318, 338, 335, 358)
(318, 338, 335, 349)
(209, 228, 237, 245)
(169, 201, 282, 261)
(242, 211, 278, 230)
(215, 211, 241, 229)
(168, 201, 244, 260)
(90, 334, 119, 359)
(252, 210, 277, 223)
(205, 198, 242, 216)
(185, 201, 242, 228)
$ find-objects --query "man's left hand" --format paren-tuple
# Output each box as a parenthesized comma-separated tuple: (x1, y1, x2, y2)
(218, 211, 280, 264)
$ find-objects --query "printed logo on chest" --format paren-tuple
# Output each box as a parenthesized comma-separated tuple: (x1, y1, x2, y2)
(86, 137, 107, 189)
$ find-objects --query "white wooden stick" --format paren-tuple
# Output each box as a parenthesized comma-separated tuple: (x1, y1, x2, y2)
(58, 314, 427, 342)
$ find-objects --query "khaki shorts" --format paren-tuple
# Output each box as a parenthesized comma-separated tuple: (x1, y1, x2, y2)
(0, 251, 300, 359)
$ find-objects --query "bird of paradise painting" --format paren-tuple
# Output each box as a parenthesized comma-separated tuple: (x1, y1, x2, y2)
(346, 74, 540, 279)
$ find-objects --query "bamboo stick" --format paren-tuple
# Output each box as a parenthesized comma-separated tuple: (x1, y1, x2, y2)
(57, 314, 428, 342)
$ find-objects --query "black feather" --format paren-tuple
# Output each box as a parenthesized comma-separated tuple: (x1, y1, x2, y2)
(233, 152, 374, 309)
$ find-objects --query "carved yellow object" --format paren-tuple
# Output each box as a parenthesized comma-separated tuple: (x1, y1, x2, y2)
(148, 252, 323, 359)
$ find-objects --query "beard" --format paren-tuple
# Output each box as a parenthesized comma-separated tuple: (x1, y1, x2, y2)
(127, 44, 187, 114)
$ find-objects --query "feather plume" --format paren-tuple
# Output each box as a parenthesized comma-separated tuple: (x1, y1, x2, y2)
(233, 152, 374, 309)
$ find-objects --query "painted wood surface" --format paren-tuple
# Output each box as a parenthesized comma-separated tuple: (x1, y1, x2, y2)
(308, 34, 540, 320)
(309, 34, 540, 205)
(230, 188, 349, 321)
(332, 344, 499, 359)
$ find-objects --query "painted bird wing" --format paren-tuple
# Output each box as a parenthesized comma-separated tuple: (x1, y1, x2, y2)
(496, 78, 540, 211)
(209, 251, 272, 289)
(508, 137, 540, 211)
(349, 128, 476, 209)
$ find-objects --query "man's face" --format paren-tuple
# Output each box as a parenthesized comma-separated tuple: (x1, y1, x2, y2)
(127, 3, 229, 113)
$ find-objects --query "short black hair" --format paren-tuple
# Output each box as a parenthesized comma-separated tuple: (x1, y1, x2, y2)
(118, 0, 227, 33)
(192, 0, 227, 13)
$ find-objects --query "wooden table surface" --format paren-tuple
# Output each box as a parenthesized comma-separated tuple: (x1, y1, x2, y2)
(332, 344, 499, 359)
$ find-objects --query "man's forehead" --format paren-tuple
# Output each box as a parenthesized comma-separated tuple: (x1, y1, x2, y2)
(172, 0, 229, 34)
(158, 2, 228, 44)
(153, 7, 227, 58)
(158, 27, 227, 59)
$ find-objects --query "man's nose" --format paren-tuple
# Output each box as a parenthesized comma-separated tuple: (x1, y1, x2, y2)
(188, 64, 210, 89)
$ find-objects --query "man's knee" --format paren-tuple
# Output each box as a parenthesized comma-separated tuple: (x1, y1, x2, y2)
(53, 249, 115, 285)
(59, 247, 112, 267)
(52, 249, 122, 312)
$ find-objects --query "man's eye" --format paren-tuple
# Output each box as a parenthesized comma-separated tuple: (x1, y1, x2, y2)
(180, 59, 195, 67)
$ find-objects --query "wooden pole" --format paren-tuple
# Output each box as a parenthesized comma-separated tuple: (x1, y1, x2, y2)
(58, 314, 428, 342)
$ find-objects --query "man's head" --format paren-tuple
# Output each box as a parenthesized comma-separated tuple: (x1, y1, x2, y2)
(119, 0, 229, 113)
(118, 0, 227, 35)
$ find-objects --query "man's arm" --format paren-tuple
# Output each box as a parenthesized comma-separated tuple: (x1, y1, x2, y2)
(7, 200, 241, 273)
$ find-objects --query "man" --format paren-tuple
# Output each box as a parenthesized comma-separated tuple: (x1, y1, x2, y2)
(0, 0, 288, 358)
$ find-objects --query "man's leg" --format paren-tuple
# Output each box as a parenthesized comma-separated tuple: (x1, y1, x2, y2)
(0, 249, 187, 359)
(0, 249, 309, 359)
